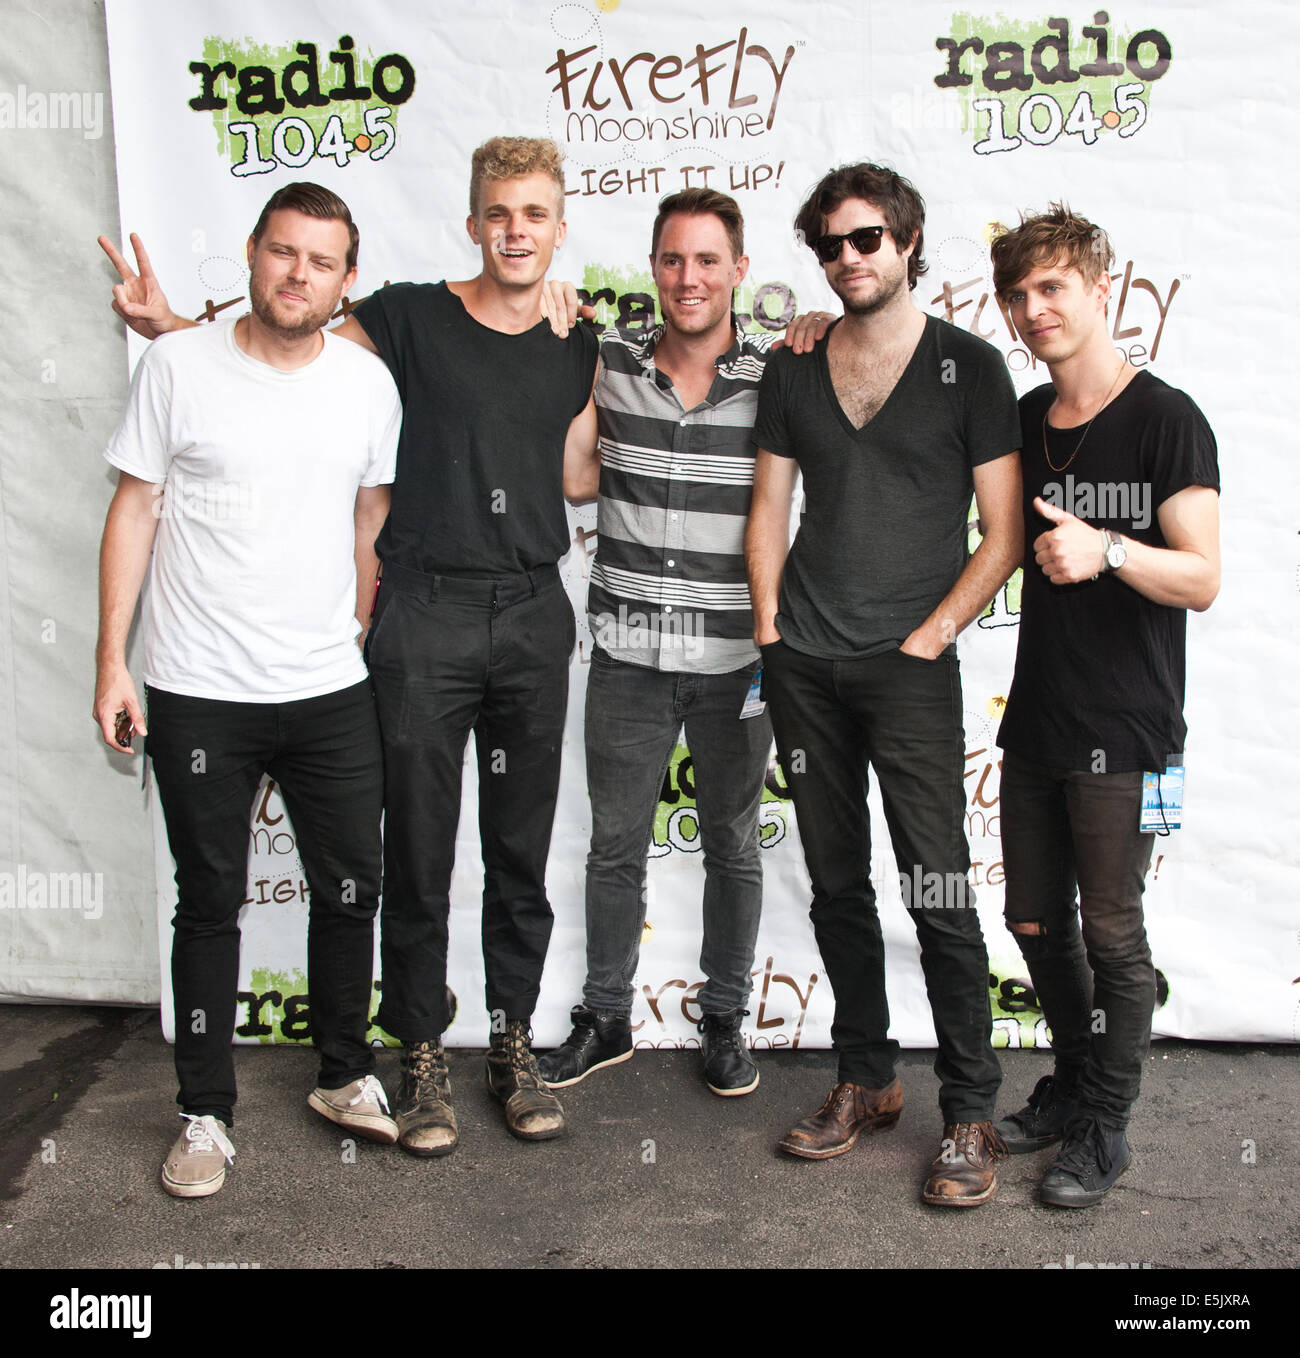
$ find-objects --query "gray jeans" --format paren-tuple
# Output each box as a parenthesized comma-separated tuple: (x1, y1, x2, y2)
(581, 648, 771, 1016)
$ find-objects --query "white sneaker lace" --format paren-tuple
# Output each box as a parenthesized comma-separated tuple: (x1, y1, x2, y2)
(349, 1074, 391, 1114)
(180, 1113, 235, 1164)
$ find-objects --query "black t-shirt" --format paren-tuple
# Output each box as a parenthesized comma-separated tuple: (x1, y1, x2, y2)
(753, 314, 1020, 658)
(997, 371, 1220, 773)
(352, 282, 598, 574)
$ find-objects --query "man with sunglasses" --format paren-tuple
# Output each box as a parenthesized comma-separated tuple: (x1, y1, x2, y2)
(746, 162, 1023, 1205)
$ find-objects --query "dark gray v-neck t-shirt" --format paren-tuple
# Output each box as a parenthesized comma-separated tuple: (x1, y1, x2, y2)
(753, 314, 1019, 659)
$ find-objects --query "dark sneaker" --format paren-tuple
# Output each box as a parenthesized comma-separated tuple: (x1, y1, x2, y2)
(1040, 1113, 1131, 1208)
(308, 1074, 398, 1144)
(394, 1041, 458, 1158)
(698, 1008, 759, 1096)
(486, 1020, 565, 1140)
(995, 1074, 1077, 1154)
(537, 1006, 632, 1088)
(777, 1079, 904, 1159)
(922, 1121, 1008, 1207)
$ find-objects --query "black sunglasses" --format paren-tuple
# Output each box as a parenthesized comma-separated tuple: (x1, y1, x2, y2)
(809, 225, 887, 264)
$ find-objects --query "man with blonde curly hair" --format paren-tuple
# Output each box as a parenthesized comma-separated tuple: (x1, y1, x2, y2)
(336, 135, 598, 1154)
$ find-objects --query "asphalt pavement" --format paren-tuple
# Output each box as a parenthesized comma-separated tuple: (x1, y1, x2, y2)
(1, 1003, 1292, 1336)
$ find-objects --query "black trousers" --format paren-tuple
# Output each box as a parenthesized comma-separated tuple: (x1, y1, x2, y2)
(1000, 751, 1156, 1126)
(366, 562, 574, 1041)
(761, 640, 1000, 1121)
(147, 680, 384, 1127)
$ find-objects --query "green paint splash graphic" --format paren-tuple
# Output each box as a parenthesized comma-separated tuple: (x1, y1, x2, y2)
(195, 36, 398, 167)
(940, 12, 1165, 142)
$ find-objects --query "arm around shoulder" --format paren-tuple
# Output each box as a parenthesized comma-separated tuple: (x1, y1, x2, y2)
(331, 312, 380, 355)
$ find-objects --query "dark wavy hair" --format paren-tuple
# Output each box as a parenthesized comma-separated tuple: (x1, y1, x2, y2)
(793, 162, 927, 289)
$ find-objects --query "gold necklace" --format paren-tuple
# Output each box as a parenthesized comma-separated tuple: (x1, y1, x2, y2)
(1042, 358, 1128, 473)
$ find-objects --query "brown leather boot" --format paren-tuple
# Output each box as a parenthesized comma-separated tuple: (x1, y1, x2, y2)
(777, 1078, 904, 1159)
(395, 1041, 458, 1158)
(486, 1020, 566, 1141)
(922, 1121, 1008, 1207)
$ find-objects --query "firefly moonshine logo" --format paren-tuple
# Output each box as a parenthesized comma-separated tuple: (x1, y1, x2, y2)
(187, 35, 415, 178)
(545, 5, 797, 201)
(934, 11, 1171, 154)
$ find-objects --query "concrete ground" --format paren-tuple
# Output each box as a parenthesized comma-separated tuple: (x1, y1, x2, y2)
(1, 1004, 1292, 1333)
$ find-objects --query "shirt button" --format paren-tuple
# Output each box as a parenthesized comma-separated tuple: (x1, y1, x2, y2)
(664, 605, 673, 614)
(670, 513, 679, 521)
(679, 418, 687, 427)
(667, 559, 675, 567)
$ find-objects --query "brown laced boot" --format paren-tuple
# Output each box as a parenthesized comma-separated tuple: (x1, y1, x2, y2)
(777, 1078, 904, 1159)
(922, 1121, 1008, 1207)
(395, 1040, 458, 1157)
(486, 1020, 566, 1141)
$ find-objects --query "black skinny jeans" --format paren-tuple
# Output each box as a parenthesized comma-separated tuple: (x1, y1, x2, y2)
(762, 639, 1000, 1122)
(147, 680, 383, 1127)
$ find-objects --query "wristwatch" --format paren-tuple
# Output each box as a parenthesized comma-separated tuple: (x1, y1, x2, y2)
(1100, 529, 1127, 573)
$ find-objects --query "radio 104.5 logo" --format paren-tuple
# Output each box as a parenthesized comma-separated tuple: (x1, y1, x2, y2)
(929, 11, 1171, 154)
(187, 35, 415, 177)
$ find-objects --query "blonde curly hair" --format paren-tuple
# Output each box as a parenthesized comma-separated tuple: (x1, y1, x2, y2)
(470, 136, 566, 217)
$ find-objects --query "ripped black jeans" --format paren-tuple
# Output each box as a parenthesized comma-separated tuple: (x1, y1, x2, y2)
(999, 751, 1156, 1126)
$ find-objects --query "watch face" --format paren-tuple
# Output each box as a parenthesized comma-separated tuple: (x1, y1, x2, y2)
(1106, 540, 1127, 569)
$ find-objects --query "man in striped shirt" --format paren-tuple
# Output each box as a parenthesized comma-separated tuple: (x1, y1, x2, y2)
(538, 189, 774, 1097)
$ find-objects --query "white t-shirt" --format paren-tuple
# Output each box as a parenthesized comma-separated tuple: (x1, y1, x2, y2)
(105, 318, 401, 702)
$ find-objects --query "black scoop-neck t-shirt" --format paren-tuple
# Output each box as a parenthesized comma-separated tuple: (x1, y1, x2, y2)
(353, 281, 598, 575)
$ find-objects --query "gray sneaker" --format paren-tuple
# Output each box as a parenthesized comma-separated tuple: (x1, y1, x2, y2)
(308, 1074, 398, 1144)
(161, 1114, 235, 1199)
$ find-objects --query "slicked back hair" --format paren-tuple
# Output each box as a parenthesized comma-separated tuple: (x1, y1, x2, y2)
(651, 188, 745, 262)
(250, 182, 359, 272)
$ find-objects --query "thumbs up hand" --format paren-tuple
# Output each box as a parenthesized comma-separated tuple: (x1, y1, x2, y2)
(1032, 495, 1107, 585)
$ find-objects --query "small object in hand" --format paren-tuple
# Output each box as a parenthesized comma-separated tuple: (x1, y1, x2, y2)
(114, 709, 133, 748)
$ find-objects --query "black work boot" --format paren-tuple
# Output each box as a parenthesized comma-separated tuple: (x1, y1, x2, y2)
(537, 1006, 633, 1088)
(698, 1008, 759, 1096)
(994, 1073, 1078, 1153)
(394, 1040, 458, 1157)
(486, 1019, 566, 1140)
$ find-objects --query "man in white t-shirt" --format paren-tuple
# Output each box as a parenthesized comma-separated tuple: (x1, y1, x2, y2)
(93, 184, 402, 1198)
